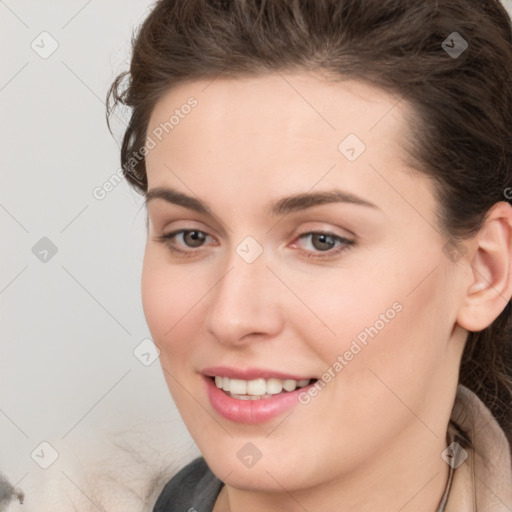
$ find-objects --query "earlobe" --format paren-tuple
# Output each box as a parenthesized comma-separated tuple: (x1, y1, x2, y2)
(456, 201, 512, 333)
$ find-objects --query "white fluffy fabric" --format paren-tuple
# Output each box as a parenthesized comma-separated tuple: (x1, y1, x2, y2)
(4, 418, 198, 512)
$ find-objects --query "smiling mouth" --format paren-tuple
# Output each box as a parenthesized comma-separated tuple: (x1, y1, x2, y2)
(211, 376, 316, 400)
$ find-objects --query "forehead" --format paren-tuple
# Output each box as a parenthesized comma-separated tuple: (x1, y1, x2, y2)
(147, 71, 408, 147)
(144, 72, 428, 218)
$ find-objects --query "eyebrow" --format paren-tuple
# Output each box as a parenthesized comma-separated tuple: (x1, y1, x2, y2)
(144, 186, 380, 216)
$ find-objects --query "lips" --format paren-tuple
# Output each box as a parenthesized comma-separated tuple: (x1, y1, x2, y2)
(201, 366, 318, 424)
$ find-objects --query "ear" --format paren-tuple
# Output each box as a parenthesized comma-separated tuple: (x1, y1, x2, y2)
(456, 201, 512, 332)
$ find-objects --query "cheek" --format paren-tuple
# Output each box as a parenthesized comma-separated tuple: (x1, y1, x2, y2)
(141, 255, 207, 415)
(312, 245, 450, 383)
(141, 257, 170, 343)
(339, 261, 453, 414)
(289, 263, 403, 357)
(306, 268, 452, 458)
(141, 250, 202, 356)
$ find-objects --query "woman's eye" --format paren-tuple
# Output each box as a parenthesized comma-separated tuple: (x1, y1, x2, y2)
(155, 229, 355, 260)
(155, 229, 213, 256)
(177, 230, 208, 248)
(294, 232, 355, 259)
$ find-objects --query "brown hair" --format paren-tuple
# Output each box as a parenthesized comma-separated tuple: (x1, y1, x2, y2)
(106, 0, 512, 445)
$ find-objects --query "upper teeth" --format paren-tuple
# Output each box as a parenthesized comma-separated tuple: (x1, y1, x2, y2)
(214, 376, 311, 396)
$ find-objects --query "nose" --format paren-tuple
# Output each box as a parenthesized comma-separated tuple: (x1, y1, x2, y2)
(205, 251, 284, 347)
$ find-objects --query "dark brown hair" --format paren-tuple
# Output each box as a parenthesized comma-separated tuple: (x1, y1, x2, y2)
(106, 0, 512, 445)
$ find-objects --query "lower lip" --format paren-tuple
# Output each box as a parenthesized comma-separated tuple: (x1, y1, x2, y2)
(204, 376, 315, 424)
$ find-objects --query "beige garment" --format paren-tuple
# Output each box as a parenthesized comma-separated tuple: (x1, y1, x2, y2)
(438, 384, 512, 511)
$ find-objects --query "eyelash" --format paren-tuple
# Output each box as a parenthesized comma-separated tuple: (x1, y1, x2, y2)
(155, 229, 356, 260)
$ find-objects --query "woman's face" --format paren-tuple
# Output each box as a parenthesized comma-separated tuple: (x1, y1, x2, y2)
(142, 72, 467, 494)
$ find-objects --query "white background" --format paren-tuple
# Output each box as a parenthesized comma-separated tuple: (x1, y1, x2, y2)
(1, 2, 198, 511)
(1, 1, 511, 511)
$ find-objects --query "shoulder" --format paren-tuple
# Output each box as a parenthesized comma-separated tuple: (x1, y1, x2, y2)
(152, 456, 223, 512)
(445, 384, 512, 510)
